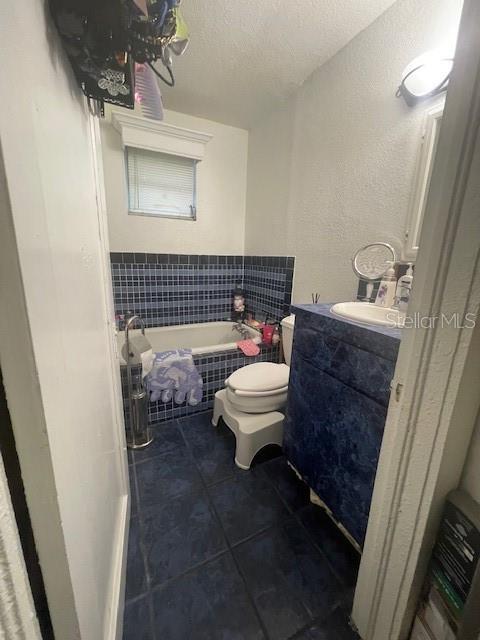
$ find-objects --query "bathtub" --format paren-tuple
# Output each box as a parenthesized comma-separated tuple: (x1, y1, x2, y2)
(117, 321, 261, 359)
(118, 320, 279, 425)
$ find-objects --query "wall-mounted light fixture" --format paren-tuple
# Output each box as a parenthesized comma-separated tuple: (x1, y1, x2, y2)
(397, 48, 454, 107)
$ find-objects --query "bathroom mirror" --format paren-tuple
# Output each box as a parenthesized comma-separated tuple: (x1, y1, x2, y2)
(352, 242, 397, 301)
(403, 101, 444, 260)
(352, 242, 396, 281)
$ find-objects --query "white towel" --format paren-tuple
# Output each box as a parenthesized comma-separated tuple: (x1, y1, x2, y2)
(140, 349, 154, 379)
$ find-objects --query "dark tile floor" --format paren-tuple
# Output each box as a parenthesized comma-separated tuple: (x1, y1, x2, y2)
(124, 411, 361, 640)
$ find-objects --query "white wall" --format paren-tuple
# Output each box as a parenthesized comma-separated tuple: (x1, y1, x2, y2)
(102, 107, 248, 254)
(245, 101, 295, 256)
(0, 2, 127, 639)
(245, 0, 463, 304)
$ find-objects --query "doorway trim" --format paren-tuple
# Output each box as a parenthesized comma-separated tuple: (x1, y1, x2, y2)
(352, 1, 480, 638)
(88, 114, 130, 640)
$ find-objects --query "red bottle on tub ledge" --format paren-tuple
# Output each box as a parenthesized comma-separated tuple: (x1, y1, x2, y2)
(262, 323, 275, 345)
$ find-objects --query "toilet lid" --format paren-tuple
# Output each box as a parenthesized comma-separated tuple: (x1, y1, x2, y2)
(227, 362, 290, 393)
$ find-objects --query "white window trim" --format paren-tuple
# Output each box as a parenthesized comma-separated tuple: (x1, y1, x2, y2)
(111, 111, 212, 161)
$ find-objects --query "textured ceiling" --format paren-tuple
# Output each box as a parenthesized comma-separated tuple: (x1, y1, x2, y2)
(161, 0, 398, 128)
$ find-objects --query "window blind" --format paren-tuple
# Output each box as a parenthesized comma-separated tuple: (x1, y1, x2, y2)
(126, 147, 197, 218)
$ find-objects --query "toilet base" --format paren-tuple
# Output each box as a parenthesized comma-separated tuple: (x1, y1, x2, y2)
(212, 389, 284, 470)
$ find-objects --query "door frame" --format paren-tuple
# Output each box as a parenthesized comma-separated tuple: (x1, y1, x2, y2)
(0, 107, 129, 640)
(88, 113, 130, 640)
(352, 1, 480, 638)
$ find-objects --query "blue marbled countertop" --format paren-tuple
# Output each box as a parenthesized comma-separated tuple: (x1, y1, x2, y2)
(291, 303, 401, 361)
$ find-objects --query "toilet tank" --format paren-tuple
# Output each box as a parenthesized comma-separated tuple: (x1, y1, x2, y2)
(280, 315, 295, 365)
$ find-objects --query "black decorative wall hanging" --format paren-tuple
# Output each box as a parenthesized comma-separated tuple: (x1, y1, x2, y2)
(49, 0, 187, 112)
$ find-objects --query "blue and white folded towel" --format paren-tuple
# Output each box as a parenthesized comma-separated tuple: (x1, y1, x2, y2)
(145, 349, 203, 406)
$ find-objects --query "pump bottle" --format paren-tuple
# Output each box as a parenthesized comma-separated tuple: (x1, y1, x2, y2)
(375, 262, 397, 308)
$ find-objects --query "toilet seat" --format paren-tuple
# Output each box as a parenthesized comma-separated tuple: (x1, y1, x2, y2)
(233, 386, 288, 397)
(225, 362, 290, 414)
(226, 362, 290, 394)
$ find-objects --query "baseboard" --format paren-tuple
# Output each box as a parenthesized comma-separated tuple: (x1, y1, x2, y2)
(104, 493, 130, 640)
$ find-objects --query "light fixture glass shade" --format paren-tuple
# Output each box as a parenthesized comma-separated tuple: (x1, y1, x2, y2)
(398, 47, 454, 106)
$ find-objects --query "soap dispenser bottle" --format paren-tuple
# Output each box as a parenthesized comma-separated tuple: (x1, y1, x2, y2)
(395, 263, 414, 312)
(375, 262, 397, 308)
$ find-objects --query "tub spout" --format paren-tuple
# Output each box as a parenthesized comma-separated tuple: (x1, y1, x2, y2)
(232, 321, 250, 340)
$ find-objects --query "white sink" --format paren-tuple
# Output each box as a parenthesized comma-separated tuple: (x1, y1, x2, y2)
(331, 302, 405, 328)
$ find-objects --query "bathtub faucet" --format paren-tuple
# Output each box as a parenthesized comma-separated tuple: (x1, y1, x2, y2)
(233, 321, 250, 340)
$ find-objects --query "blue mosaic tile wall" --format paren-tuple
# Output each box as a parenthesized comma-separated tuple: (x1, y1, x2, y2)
(111, 253, 242, 329)
(110, 253, 295, 327)
(243, 256, 294, 322)
(112, 252, 293, 425)
(121, 343, 280, 426)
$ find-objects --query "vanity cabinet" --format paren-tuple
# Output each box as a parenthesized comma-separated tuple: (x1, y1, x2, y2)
(284, 304, 401, 547)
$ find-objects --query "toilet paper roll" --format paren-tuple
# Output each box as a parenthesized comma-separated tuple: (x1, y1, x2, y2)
(122, 334, 152, 366)
(141, 349, 154, 379)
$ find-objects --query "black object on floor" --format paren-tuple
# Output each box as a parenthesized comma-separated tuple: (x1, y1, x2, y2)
(124, 411, 360, 640)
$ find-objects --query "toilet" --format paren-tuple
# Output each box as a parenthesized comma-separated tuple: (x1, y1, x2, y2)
(212, 314, 295, 469)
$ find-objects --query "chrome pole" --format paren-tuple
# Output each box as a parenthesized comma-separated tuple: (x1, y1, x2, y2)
(124, 315, 153, 449)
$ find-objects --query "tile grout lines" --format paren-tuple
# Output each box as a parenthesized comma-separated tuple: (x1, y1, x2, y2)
(127, 415, 356, 640)
(262, 470, 356, 601)
(250, 461, 350, 631)
(128, 423, 255, 638)
(127, 453, 157, 638)
(176, 414, 352, 638)
(176, 417, 271, 640)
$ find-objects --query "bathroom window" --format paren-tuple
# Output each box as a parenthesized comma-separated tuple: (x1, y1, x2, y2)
(126, 147, 197, 220)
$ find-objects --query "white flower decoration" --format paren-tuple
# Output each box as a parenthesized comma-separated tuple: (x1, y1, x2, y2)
(98, 69, 130, 97)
